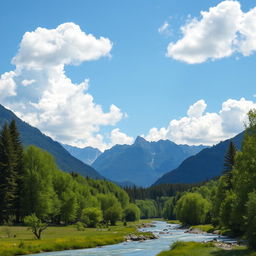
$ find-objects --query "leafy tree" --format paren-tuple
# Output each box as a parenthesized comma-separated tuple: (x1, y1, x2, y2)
(175, 192, 211, 225)
(123, 203, 140, 221)
(24, 214, 48, 239)
(245, 191, 256, 249)
(136, 200, 158, 219)
(219, 191, 236, 229)
(81, 207, 103, 228)
(162, 197, 176, 220)
(22, 146, 59, 219)
(0, 124, 17, 224)
(104, 205, 122, 225)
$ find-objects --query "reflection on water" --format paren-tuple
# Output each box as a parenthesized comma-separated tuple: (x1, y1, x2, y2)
(26, 221, 235, 256)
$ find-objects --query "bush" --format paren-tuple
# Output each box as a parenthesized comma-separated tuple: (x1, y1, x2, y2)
(175, 193, 211, 225)
(75, 221, 86, 231)
(24, 214, 48, 239)
(104, 205, 122, 226)
(123, 204, 140, 221)
(81, 207, 103, 228)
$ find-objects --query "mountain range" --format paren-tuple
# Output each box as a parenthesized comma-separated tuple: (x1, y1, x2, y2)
(92, 136, 206, 187)
(0, 103, 245, 188)
(154, 132, 243, 185)
(0, 104, 102, 179)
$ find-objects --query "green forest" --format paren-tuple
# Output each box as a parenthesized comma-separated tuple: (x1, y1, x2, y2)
(0, 121, 141, 233)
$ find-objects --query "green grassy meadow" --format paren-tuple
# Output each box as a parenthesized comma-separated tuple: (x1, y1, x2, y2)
(0, 221, 149, 256)
(157, 241, 256, 256)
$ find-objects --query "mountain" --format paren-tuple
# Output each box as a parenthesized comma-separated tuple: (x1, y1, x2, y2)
(154, 132, 244, 185)
(92, 136, 207, 187)
(63, 144, 102, 165)
(0, 104, 103, 179)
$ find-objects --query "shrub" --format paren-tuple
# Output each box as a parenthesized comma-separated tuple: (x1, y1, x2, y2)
(81, 207, 103, 228)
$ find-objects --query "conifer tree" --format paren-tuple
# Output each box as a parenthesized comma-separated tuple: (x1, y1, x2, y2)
(223, 141, 236, 190)
(0, 123, 17, 224)
(9, 120, 24, 222)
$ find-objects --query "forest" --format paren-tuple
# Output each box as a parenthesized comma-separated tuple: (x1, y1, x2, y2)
(0, 121, 141, 234)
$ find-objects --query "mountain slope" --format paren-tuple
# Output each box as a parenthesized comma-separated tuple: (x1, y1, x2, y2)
(0, 104, 103, 179)
(63, 144, 102, 165)
(154, 132, 244, 185)
(92, 136, 206, 187)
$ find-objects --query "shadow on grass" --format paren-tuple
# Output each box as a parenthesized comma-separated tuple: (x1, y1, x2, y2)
(211, 248, 255, 256)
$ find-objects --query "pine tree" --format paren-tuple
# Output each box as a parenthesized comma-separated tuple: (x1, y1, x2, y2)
(223, 141, 236, 190)
(9, 120, 24, 222)
(0, 123, 17, 224)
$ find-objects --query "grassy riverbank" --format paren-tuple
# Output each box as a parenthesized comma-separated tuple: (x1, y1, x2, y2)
(157, 241, 256, 256)
(0, 220, 151, 256)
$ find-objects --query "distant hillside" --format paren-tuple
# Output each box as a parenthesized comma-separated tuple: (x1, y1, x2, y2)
(92, 136, 206, 187)
(63, 144, 102, 165)
(154, 132, 244, 185)
(0, 104, 103, 179)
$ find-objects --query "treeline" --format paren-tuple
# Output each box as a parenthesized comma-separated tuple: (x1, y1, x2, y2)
(125, 183, 194, 201)
(159, 110, 256, 249)
(124, 180, 197, 219)
(0, 121, 140, 227)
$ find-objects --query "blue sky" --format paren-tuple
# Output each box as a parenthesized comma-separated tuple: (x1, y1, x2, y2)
(0, 0, 256, 150)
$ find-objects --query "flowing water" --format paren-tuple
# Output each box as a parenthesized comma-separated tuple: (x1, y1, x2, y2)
(26, 221, 235, 256)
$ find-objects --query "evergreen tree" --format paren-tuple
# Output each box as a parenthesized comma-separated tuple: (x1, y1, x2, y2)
(223, 141, 236, 190)
(0, 123, 17, 223)
(9, 120, 24, 222)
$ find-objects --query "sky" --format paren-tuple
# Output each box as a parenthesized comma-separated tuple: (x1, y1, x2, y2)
(1, 0, 256, 151)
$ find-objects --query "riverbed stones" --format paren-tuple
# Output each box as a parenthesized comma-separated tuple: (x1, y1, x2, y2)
(125, 233, 158, 242)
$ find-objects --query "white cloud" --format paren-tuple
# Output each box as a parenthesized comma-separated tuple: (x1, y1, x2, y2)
(167, 1, 256, 64)
(110, 128, 134, 146)
(12, 23, 112, 70)
(22, 79, 36, 86)
(0, 71, 17, 99)
(144, 98, 256, 145)
(187, 99, 207, 118)
(158, 22, 171, 35)
(0, 23, 124, 151)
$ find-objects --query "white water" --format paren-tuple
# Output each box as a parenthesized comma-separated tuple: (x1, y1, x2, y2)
(26, 221, 235, 256)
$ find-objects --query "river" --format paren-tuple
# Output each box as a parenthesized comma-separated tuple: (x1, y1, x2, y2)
(26, 221, 235, 256)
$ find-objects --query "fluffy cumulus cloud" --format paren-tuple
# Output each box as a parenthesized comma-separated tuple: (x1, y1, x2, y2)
(144, 98, 256, 145)
(0, 23, 131, 150)
(110, 128, 134, 146)
(167, 1, 256, 64)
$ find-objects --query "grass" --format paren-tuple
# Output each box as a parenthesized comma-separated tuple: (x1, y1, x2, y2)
(191, 224, 214, 233)
(0, 220, 150, 256)
(157, 241, 256, 256)
(166, 220, 181, 225)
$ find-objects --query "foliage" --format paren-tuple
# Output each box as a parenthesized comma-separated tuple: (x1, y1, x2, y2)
(245, 191, 256, 249)
(175, 192, 211, 225)
(136, 199, 158, 219)
(24, 214, 47, 240)
(123, 203, 140, 221)
(81, 207, 103, 228)
(0, 123, 18, 224)
(104, 205, 122, 226)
